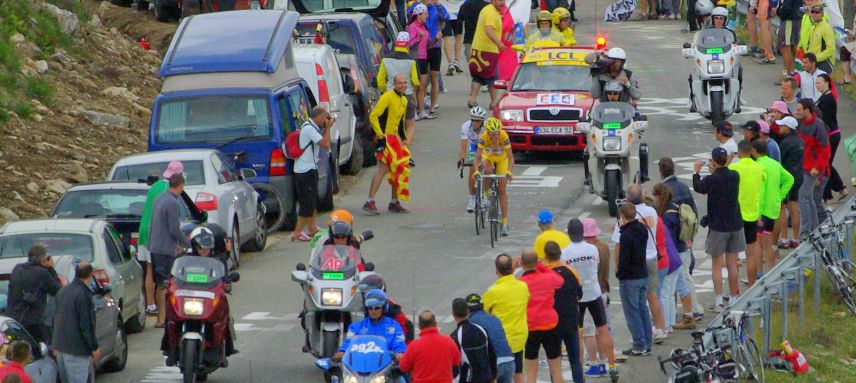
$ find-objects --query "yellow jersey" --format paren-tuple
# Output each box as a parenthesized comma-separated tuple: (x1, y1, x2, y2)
(472, 5, 503, 53)
(478, 130, 511, 160)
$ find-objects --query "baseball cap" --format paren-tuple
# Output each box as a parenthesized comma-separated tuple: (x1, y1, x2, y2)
(162, 161, 184, 179)
(567, 218, 584, 242)
(769, 100, 789, 115)
(465, 293, 483, 309)
(776, 116, 799, 130)
(711, 147, 728, 162)
(538, 210, 554, 225)
(581, 218, 601, 237)
(741, 120, 760, 133)
(715, 121, 733, 137)
(757, 120, 771, 134)
(810, 4, 824, 12)
(395, 31, 410, 48)
(411, 3, 428, 16)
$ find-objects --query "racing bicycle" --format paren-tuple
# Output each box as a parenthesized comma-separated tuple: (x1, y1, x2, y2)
(475, 174, 504, 248)
(712, 310, 766, 382)
(808, 221, 856, 314)
(659, 330, 738, 383)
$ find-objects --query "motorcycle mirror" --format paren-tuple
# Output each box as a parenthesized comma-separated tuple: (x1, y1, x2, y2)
(682, 42, 691, 49)
(364, 262, 375, 272)
(634, 114, 648, 122)
(315, 358, 332, 371)
(734, 45, 749, 55)
(296, 263, 306, 271)
(634, 121, 648, 132)
(229, 272, 241, 283)
(360, 230, 374, 241)
(291, 270, 309, 283)
(681, 48, 695, 59)
(577, 122, 591, 133)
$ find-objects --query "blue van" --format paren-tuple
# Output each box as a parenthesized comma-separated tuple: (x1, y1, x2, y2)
(149, 10, 327, 231)
(295, 13, 391, 83)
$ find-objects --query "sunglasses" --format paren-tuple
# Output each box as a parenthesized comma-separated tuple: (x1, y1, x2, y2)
(810, 10, 822, 14)
(333, 234, 349, 239)
(367, 306, 383, 311)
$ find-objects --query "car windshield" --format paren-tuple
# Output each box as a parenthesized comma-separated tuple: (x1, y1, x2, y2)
(111, 160, 205, 186)
(511, 63, 591, 92)
(694, 28, 734, 50)
(53, 189, 148, 218)
(155, 95, 272, 145)
(0, 233, 94, 262)
(297, 22, 357, 55)
(309, 245, 359, 279)
(0, 280, 8, 313)
(299, 0, 381, 11)
(171, 256, 225, 284)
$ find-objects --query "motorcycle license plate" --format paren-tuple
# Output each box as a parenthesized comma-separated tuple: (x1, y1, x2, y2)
(535, 126, 574, 135)
(176, 290, 216, 299)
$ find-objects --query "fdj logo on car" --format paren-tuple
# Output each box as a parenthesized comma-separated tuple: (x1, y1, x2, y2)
(350, 341, 384, 354)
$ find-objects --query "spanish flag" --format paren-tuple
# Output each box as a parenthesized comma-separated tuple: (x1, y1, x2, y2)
(377, 134, 411, 202)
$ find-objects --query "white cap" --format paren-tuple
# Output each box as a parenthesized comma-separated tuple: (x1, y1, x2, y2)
(776, 116, 799, 129)
(412, 4, 428, 16)
(396, 31, 411, 43)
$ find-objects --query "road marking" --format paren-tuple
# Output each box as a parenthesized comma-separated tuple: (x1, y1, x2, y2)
(592, 198, 603, 206)
(579, 211, 591, 220)
(141, 367, 181, 382)
(521, 166, 548, 176)
(509, 176, 563, 188)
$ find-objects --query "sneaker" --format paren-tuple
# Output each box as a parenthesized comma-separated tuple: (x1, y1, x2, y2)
(622, 347, 648, 356)
(674, 13, 681, 20)
(673, 315, 697, 330)
(388, 201, 410, 213)
(414, 113, 424, 121)
(447, 66, 455, 76)
(614, 350, 628, 362)
(585, 364, 607, 377)
(454, 60, 464, 73)
(409, 158, 416, 167)
(778, 239, 790, 249)
(538, 359, 548, 366)
(761, 56, 776, 64)
(419, 112, 436, 120)
(146, 305, 158, 315)
(789, 239, 800, 248)
(466, 198, 475, 213)
(362, 200, 380, 215)
(480, 85, 488, 93)
(501, 224, 509, 236)
(609, 367, 620, 382)
(708, 303, 724, 313)
(653, 329, 667, 344)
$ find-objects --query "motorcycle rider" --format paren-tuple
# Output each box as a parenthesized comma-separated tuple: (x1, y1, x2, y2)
(334, 289, 407, 360)
(584, 82, 648, 186)
(688, 6, 743, 113)
(524, 11, 565, 51)
(551, 7, 577, 46)
(360, 274, 415, 343)
(320, 221, 368, 272)
(310, 209, 354, 248)
(587, 47, 641, 103)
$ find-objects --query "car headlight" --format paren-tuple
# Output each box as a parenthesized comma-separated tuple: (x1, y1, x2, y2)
(707, 60, 725, 74)
(182, 298, 205, 316)
(343, 372, 359, 383)
(321, 288, 343, 306)
(500, 109, 524, 122)
(602, 137, 622, 151)
(370, 375, 387, 383)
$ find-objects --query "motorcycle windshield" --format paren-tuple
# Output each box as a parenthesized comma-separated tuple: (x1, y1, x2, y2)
(309, 245, 360, 280)
(170, 256, 225, 285)
(342, 335, 392, 374)
(693, 28, 734, 54)
(589, 102, 635, 129)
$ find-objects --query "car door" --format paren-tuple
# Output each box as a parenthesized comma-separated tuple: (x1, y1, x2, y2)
(325, 52, 353, 166)
(91, 278, 117, 362)
(103, 226, 140, 320)
(3, 320, 59, 383)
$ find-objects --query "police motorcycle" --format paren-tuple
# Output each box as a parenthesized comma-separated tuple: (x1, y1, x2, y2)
(683, 8, 748, 124)
(579, 101, 648, 217)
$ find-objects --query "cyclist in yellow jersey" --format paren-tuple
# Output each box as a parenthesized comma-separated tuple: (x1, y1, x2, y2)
(473, 117, 514, 236)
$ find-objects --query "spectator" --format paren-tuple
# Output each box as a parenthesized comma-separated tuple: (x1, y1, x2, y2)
(517, 250, 564, 383)
(751, 0, 775, 64)
(780, 77, 800, 114)
(379, 32, 421, 149)
(659, 157, 698, 213)
(7, 245, 61, 343)
(795, 98, 831, 236)
(150, 173, 193, 327)
(457, 0, 489, 62)
(400, 310, 462, 383)
(757, 120, 781, 162)
(532, 210, 571, 261)
(777, 0, 802, 79)
(442, 4, 465, 77)
(728, 140, 766, 287)
(797, 53, 827, 101)
(293, 107, 333, 240)
(581, 218, 622, 371)
(482, 254, 529, 383)
(714, 121, 737, 164)
(542, 241, 585, 383)
(742, 120, 781, 163)
(364, 75, 412, 214)
(773, 116, 805, 249)
(801, 4, 835, 73)
(841, 16, 856, 85)
(0, 341, 31, 383)
(610, 185, 666, 343)
(409, 4, 432, 120)
(751, 140, 794, 272)
(815, 74, 849, 202)
(451, 298, 496, 383)
(615, 203, 652, 356)
(53, 262, 99, 383)
(652, 184, 692, 332)
(693, 148, 744, 313)
(422, 0, 449, 116)
(138, 160, 183, 315)
(466, 294, 515, 383)
(467, 0, 506, 109)
(765, 100, 792, 131)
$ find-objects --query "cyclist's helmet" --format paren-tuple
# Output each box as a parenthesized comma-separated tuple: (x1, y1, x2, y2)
(711, 6, 728, 18)
(696, 0, 714, 15)
(328, 209, 354, 226)
(551, 7, 570, 26)
(361, 274, 387, 292)
(485, 117, 502, 133)
(331, 220, 353, 238)
(605, 80, 623, 94)
(536, 10, 552, 23)
(190, 227, 215, 250)
(470, 106, 487, 121)
(606, 47, 627, 61)
(364, 289, 389, 312)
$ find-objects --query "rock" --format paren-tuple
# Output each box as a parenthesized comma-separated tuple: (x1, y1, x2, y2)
(66, 163, 88, 184)
(0, 208, 19, 222)
(80, 109, 131, 129)
(33, 60, 49, 74)
(41, 3, 80, 36)
(73, 153, 86, 162)
(88, 15, 104, 28)
(32, 114, 43, 122)
(102, 87, 139, 102)
(10, 33, 25, 44)
(132, 102, 152, 116)
(26, 183, 39, 193)
(45, 179, 72, 194)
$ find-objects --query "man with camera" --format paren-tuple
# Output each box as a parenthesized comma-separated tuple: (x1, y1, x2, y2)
(586, 47, 641, 103)
(292, 106, 333, 241)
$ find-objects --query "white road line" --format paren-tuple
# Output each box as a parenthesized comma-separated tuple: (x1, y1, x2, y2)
(579, 211, 591, 220)
(141, 367, 182, 382)
(592, 198, 603, 206)
(521, 166, 548, 176)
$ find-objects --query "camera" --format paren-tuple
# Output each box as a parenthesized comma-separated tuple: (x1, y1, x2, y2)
(590, 56, 613, 77)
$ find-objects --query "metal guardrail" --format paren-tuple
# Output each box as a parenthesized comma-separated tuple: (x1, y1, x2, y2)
(699, 195, 856, 357)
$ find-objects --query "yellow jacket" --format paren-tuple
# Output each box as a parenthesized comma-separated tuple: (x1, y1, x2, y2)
(483, 275, 530, 353)
(552, 25, 576, 46)
(800, 15, 836, 64)
(377, 49, 421, 94)
(523, 30, 564, 52)
(369, 90, 407, 137)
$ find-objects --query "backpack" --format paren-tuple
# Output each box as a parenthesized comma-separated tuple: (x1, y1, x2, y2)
(677, 203, 699, 242)
(283, 121, 317, 160)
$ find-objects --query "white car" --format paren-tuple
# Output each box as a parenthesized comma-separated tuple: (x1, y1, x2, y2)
(107, 149, 267, 268)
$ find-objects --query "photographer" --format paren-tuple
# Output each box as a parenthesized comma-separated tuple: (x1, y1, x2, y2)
(292, 106, 333, 242)
(586, 47, 640, 103)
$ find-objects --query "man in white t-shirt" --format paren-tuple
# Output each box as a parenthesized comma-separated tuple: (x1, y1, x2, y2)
(610, 185, 667, 343)
(292, 106, 332, 242)
(714, 121, 737, 164)
(797, 53, 827, 102)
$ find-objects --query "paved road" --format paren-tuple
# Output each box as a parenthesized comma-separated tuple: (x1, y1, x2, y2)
(99, 2, 855, 382)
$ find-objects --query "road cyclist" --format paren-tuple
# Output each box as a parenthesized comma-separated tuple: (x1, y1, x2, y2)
(459, 106, 488, 213)
(472, 117, 514, 236)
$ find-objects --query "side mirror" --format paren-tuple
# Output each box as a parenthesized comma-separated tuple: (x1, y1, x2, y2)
(200, 210, 208, 223)
(296, 263, 306, 271)
(634, 121, 648, 132)
(682, 42, 692, 49)
(229, 272, 240, 283)
(682, 48, 695, 59)
(291, 270, 309, 283)
(493, 80, 508, 90)
(734, 45, 748, 55)
(634, 114, 648, 122)
(240, 168, 257, 180)
(577, 122, 591, 133)
(127, 245, 137, 260)
(364, 262, 375, 272)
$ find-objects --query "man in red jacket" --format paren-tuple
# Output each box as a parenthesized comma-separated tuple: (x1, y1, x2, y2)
(794, 99, 831, 237)
(400, 310, 462, 383)
(517, 250, 564, 383)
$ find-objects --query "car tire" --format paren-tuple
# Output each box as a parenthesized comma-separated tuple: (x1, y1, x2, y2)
(342, 135, 363, 175)
(317, 173, 335, 213)
(242, 207, 267, 252)
(331, 145, 340, 195)
(125, 292, 147, 334)
(230, 220, 240, 270)
(101, 322, 128, 372)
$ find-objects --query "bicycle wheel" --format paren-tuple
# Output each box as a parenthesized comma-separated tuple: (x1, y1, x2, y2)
(825, 265, 856, 314)
(837, 243, 853, 274)
(474, 183, 482, 236)
(490, 193, 499, 248)
(738, 337, 765, 382)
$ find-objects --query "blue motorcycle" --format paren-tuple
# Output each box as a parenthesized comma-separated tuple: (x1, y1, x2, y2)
(315, 335, 403, 383)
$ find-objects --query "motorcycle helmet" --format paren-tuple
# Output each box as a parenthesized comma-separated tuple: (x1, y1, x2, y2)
(364, 289, 389, 311)
(696, 0, 714, 15)
(328, 209, 354, 226)
(606, 47, 626, 61)
(331, 220, 353, 238)
(485, 117, 502, 133)
(536, 10, 552, 23)
(469, 106, 487, 121)
(711, 6, 728, 18)
(361, 274, 387, 292)
(551, 7, 570, 26)
(605, 80, 623, 94)
(190, 227, 215, 250)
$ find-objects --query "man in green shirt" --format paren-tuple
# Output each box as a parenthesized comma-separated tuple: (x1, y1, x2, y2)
(751, 140, 794, 273)
(138, 161, 183, 314)
(728, 141, 766, 287)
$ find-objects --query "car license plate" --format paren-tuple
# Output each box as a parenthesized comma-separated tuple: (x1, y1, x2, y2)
(536, 127, 574, 135)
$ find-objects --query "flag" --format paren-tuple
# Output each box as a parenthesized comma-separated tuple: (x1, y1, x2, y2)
(378, 134, 411, 202)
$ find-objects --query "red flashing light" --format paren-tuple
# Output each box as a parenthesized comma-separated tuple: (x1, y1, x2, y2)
(596, 36, 607, 50)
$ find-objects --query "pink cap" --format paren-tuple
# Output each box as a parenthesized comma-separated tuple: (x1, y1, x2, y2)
(162, 161, 184, 179)
(769, 100, 789, 115)
(581, 218, 601, 237)
(757, 120, 771, 134)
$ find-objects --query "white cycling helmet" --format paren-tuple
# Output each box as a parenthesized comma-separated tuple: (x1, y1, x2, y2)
(605, 80, 623, 93)
(606, 47, 626, 61)
(469, 106, 487, 121)
(696, 0, 714, 15)
(711, 6, 728, 17)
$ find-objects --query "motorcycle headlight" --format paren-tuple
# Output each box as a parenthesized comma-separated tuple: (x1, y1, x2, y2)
(602, 137, 622, 151)
(182, 298, 205, 316)
(321, 288, 343, 306)
(500, 109, 524, 122)
(343, 372, 359, 383)
(370, 375, 387, 383)
(707, 60, 725, 74)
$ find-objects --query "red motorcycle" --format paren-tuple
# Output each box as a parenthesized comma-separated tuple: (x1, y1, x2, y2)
(164, 256, 239, 383)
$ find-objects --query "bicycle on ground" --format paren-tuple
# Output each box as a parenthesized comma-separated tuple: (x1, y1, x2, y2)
(808, 220, 856, 314)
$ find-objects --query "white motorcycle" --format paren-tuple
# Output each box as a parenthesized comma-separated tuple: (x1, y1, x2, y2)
(580, 102, 648, 217)
(292, 241, 375, 359)
(684, 28, 748, 124)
